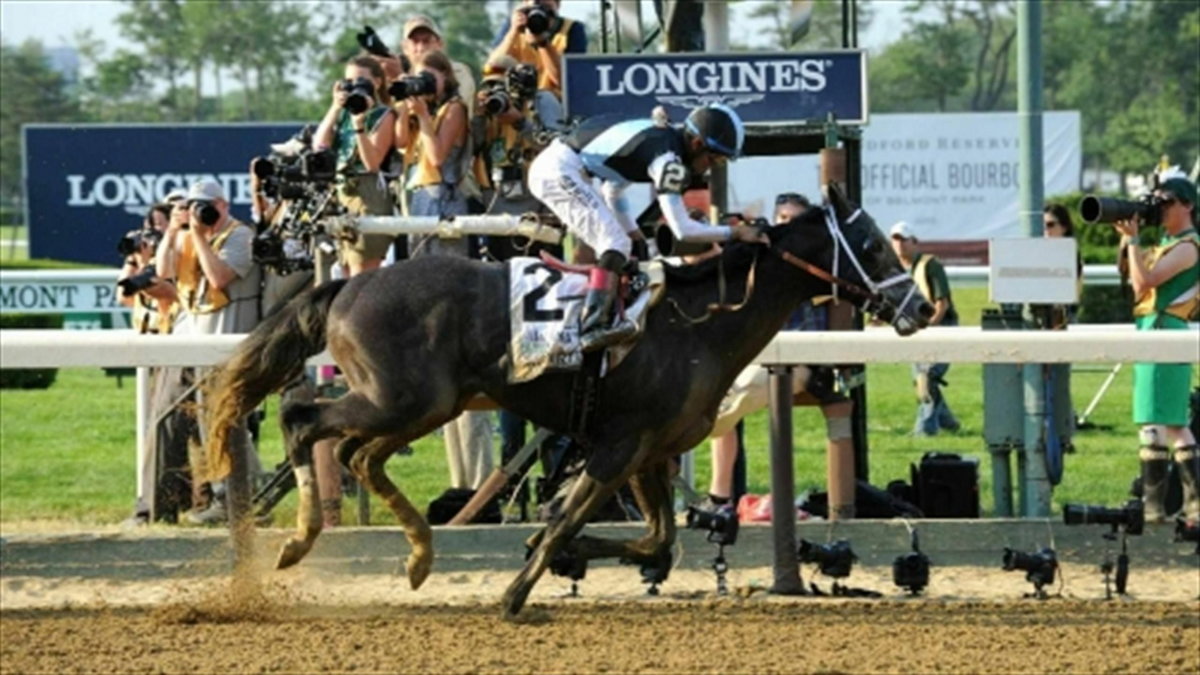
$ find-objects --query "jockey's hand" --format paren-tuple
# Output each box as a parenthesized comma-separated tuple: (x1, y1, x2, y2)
(730, 225, 768, 245)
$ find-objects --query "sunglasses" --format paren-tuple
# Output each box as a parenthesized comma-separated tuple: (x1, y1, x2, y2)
(1044, 219, 1061, 227)
(775, 193, 810, 207)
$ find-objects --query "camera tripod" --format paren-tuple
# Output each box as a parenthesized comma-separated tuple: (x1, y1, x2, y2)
(1100, 525, 1132, 600)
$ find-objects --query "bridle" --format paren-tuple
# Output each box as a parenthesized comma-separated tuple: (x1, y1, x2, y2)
(776, 206, 920, 328)
(668, 206, 919, 328)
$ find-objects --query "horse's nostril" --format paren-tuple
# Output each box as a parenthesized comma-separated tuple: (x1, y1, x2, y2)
(918, 302, 935, 319)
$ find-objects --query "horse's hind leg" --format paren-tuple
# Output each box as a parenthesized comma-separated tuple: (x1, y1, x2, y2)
(347, 435, 434, 590)
(275, 384, 342, 570)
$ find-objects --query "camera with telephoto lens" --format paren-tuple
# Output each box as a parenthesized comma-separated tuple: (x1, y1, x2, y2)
(1063, 499, 1144, 536)
(1002, 547, 1057, 592)
(797, 539, 857, 578)
(252, 147, 337, 201)
(685, 502, 739, 546)
(188, 200, 221, 227)
(519, 1, 556, 35)
(116, 227, 162, 258)
(117, 264, 158, 297)
(388, 71, 436, 101)
(480, 78, 514, 117)
(338, 76, 377, 115)
(1080, 193, 1169, 226)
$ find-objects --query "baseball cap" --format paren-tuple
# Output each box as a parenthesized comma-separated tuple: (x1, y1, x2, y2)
(890, 221, 917, 240)
(482, 54, 518, 79)
(1159, 176, 1197, 206)
(187, 180, 226, 203)
(163, 188, 188, 203)
(404, 15, 442, 39)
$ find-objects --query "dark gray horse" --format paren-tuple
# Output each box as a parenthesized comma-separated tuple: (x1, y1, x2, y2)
(205, 185, 932, 618)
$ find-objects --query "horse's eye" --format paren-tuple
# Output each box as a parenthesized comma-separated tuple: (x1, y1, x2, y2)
(862, 238, 881, 254)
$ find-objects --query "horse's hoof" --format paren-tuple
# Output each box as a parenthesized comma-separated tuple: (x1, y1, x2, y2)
(275, 538, 309, 570)
(406, 551, 432, 590)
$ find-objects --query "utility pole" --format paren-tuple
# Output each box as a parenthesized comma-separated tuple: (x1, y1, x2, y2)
(1017, 0, 1051, 517)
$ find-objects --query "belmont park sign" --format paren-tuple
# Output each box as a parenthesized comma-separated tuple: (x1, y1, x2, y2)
(563, 50, 867, 125)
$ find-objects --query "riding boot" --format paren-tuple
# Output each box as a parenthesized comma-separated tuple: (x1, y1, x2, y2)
(1140, 445, 1171, 523)
(1175, 445, 1200, 523)
(578, 251, 636, 352)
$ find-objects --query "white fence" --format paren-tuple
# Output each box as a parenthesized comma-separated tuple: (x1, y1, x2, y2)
(1, 325, 1196, 369)
(0, 265, 1127, 315)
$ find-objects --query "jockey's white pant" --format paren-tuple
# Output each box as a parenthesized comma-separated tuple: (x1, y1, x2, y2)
(528, 139, 632, 258)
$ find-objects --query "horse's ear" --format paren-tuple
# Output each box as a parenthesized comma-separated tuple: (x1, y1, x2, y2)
(821, 181, 854, 220)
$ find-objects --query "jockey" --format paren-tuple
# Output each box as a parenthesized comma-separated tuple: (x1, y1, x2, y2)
(528, 103, 764, 351)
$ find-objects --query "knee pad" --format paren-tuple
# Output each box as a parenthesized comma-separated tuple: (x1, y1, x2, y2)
(1138, 427, 1160, 447)
(825, 415, 853, 441)
(1176, 445, 1198, 464)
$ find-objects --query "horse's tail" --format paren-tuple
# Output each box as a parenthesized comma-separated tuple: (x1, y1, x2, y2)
(204, 278, 348, 481)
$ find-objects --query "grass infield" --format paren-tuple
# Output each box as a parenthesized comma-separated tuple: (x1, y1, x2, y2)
(0, 288, 1141, 526)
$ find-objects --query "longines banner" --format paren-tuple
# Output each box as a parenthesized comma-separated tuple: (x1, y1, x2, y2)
(563, 51, 868, 125)
(725, 111, 1082, 241)
(23, 123, 302, 265)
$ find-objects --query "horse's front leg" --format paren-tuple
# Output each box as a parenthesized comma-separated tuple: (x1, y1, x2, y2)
(569, 461, 676, 567)
(501, 437, 650, 619)
(348, 434, 435, 590)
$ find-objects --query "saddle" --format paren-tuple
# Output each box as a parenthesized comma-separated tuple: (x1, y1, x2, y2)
(506, 253, 664, 386)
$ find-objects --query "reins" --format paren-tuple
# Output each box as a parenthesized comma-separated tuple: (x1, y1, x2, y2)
(666, 205, 919, 328)
(667, 251, 761, 324)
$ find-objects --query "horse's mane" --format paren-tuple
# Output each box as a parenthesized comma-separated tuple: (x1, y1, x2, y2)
(660, 207, 826, 286)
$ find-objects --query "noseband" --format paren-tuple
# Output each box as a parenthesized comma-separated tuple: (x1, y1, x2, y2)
(777, 206, 919, 327)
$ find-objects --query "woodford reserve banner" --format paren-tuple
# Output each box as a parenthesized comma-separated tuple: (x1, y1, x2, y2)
(724, 111, 1082, 241)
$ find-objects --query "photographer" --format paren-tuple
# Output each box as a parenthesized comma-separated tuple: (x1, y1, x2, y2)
(117, 198, 182, 526)
(1114, 174, 1199, 524)
(117, 202, 176, 328)
(399, 16, 475, 115)
(393, 49, 494, 496)
(470, 55, 562, 517)
(313, 55, 396, 275)
(890, 221, 961, 437)
(156, 180, 263, 525)
(471, 55, 547, 241)
(489, 0, 587, 130)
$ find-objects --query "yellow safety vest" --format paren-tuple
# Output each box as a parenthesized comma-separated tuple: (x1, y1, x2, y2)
(912, 254, 934, 305)
(1132, 233, 1200, 322)
(504, 17, 576, 98)
(406, 96, 467, 189)
(175, 222, 241, 316)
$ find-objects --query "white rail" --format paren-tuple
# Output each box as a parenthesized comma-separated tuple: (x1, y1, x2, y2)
(1, 326, 1195, 369)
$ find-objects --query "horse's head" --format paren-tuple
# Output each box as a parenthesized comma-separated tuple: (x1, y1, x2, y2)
(769, 183, 932, 336)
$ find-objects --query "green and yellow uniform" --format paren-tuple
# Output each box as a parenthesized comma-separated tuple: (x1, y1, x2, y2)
(1133, 228, 1200, 426)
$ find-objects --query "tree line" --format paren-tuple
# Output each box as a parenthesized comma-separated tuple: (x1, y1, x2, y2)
(2, 0, 1197, 206)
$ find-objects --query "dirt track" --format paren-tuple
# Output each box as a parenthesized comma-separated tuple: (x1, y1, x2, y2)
(3, 562, 1199, 675)
(3, 599, 1199, 674)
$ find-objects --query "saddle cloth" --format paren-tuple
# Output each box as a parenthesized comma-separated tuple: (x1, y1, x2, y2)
(507, 257, 665, 383)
